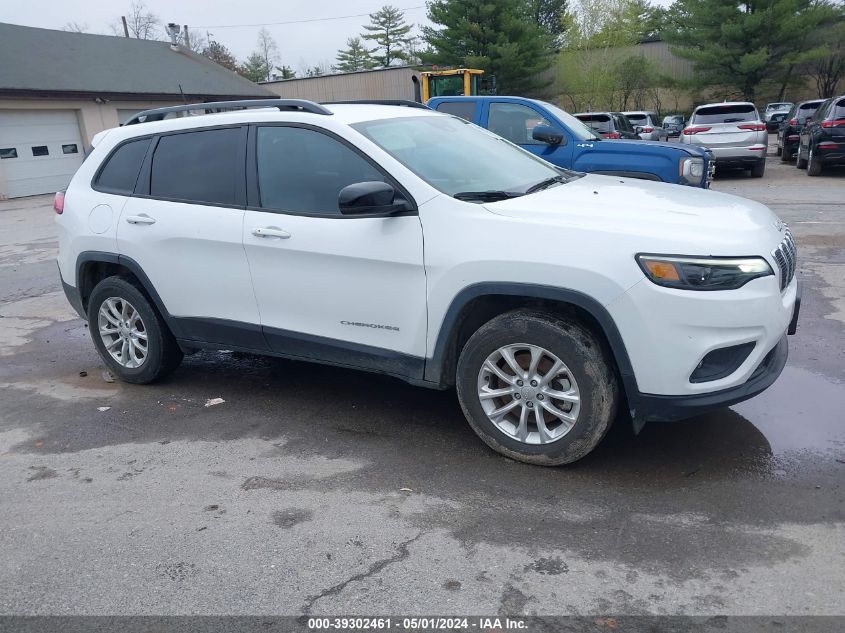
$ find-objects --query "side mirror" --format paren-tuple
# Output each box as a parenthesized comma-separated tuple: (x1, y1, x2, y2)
(338, 181, 409, 216)
(532, 125, 563, 145)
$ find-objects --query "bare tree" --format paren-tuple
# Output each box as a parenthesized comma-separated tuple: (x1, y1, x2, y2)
(255, 28, 280, 81)
(112, 1, 161, 40)
(62, 22, 89, 33)
(181, 27, 207, 54)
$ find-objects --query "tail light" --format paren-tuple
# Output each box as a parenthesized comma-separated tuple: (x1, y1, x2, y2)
(53, 191, 65, 215)
(788, 118, 797, 126)
(817, 142, 838, 150)
(821, 119, 845, 128)
(683, 127, 711, 135)
(738, 123, 766, 131)
(602, 132, 621, 139)
(642, 127, 654, 133)
(787, 135, 800, 141)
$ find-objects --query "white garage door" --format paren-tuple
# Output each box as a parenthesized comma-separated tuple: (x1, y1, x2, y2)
(0, 110, 86, 198)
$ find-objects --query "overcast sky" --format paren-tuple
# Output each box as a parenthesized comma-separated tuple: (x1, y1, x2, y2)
(1, 1, 432, 73)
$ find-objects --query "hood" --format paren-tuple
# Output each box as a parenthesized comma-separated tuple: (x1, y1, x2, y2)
(597, 138, 708, 158)
(484, 174, 783, 253)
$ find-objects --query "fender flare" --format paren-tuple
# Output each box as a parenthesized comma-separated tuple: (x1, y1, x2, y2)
(424, 282, 639, 400)
(75, 251, 184, 338)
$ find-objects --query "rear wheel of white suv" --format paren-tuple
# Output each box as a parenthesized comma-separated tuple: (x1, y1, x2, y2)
(456, 310, 618, 466)
(87, 277, 183, 384)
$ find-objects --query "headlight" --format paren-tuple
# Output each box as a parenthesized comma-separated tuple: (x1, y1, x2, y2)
(636, 254, 773, 290)
(679, 157, 704, 185)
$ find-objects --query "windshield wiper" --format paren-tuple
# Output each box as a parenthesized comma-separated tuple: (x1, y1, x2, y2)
(453, 190, 523, 202)
(524, 175, 568, 194)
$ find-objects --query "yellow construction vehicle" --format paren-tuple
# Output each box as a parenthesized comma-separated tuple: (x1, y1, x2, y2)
(418, 68, 487, 102)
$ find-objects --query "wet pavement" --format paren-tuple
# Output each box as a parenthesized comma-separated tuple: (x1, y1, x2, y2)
(0, 144, 843, 616)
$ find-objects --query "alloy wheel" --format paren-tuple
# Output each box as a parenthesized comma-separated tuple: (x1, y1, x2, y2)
(477, 344, 581, 445)
(98, 297, 148, 368)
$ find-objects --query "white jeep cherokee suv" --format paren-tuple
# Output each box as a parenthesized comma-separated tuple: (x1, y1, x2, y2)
(56, 99, 799, 465)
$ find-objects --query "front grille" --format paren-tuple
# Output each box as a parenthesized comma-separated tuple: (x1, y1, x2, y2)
(772, 228, 797, 291)
(705, 150, 716, 187)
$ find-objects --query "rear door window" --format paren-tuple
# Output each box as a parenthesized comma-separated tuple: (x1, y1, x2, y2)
(150, 128, 242, 206)
(94, 137, 151, 195)
(693, 104, 757, 124)
(435, 101, 477, 122)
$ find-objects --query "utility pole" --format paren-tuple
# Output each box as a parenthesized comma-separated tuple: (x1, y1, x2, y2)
(183, 25, 190, 49)
(121, 15, 129, 38)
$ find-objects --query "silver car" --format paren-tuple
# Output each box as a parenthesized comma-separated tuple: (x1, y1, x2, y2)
(623, 111, 669, 141)
(680, 102, 768, 177)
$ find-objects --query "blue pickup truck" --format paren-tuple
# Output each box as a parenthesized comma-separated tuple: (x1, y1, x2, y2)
(427, 96, 714, 188)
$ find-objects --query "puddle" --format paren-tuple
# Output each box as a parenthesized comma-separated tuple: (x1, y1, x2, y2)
(732, 365, 845, 456)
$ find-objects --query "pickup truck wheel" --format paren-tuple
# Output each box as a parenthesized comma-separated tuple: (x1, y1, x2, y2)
(750, 159, 766, 178)
(87, 277, 182, 384)
(456, 310, 618, 466)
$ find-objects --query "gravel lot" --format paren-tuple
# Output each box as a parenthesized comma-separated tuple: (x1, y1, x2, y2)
(1, 137, 843, 617)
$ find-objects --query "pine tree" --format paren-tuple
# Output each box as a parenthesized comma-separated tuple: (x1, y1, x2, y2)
(421, 0, 554, 94)
(525, 0, 568, 49)
(239, 53, 271, 83)
(664, 0, 840, 102)
(361, 5, 414, 67)
(335, 37, 376, 72)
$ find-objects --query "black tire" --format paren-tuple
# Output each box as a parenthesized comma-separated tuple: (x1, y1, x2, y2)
(750, 159, 766, 178)
(780, 144, 792, 162)
(455, 310, 618, 466)
(807, 146, 823, 176)
(775, 145, 782, 156)
(796, 144, 808, 169)
(87, 276, 182, 384)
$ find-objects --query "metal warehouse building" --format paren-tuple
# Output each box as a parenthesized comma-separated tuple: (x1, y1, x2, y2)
(0, 23, 273, 199)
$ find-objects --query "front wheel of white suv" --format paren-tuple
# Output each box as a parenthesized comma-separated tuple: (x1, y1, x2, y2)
(456, 310, 618, 466)
(87, 277, 183, 384)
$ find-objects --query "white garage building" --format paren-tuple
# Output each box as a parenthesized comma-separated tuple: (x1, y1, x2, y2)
(0, 22, 274, 199)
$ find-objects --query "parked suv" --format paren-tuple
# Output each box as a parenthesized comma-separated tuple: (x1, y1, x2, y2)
(681, 102, 768, 177)
(574, 111, 640, 139)
(777, 99, 825, 162)
(661, 114, 686, 137)
(763, 102, 793, 131)
(623, 111, 669, 141)
(796, 94, 845, 176)
(57, 99, 799, 466)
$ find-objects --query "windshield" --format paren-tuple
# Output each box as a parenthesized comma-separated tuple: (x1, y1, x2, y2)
(535, 101, 598, 141)
(767, 103, 791, 111)
(352, 115, 572, 197)
(663, 115, 684, 125)
(692, 104, 758, 124)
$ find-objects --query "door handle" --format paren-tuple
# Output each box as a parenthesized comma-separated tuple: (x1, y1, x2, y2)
(126, 214, 156, 225)
(252, 227, 291, 239)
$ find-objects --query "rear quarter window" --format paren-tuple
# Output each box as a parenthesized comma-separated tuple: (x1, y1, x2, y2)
(831, 99, 845, 120)
(693, 104, 758, 124)
(94, 137, 152, 195)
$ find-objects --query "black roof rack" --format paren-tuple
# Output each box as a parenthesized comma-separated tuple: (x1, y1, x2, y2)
(321, 100, 430, 110)
(122, 99, 332, 125)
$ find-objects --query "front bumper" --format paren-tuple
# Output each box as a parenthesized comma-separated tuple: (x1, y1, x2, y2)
(607, 273, 797, 399)
(629, 334, 788, 422)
